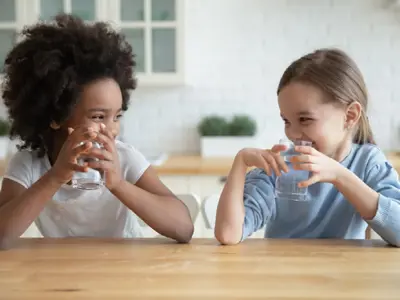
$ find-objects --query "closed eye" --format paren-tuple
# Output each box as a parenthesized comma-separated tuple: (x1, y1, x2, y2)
(92, 115, 105, 121)
(299, 117, 313, 123)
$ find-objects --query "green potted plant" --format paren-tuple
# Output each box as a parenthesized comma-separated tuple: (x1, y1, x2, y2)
(198, 114, 259, 157)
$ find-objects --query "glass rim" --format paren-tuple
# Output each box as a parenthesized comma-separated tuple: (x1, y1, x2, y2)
(278, 138, 312, 146)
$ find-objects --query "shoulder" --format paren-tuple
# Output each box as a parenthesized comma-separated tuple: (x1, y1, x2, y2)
(115, 140, 151, 183)
(353, 143, 389, 169)
(6, 149, 37, 170)
(352, 143, 383, 160)
(115, 140, 140, 156)
(350, 143, 394, 180)
(4, 149, 41, 188)
(116, 140, 146, 158)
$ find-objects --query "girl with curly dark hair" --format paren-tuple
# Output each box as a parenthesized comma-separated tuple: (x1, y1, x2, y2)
(0, 14, 193, 246)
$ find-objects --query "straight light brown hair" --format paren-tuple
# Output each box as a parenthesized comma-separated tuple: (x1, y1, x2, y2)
(277, 48, 375, 145)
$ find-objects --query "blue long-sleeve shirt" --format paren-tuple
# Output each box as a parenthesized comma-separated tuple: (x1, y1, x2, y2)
(242, 143, 400, 247)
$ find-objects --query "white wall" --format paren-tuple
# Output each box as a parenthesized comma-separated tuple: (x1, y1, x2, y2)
(122, 0, 400, 155)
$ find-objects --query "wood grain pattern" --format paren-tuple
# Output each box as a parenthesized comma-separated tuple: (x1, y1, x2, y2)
(1, 238, 399, 299)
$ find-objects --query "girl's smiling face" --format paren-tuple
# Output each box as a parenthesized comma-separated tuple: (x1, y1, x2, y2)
(278, 81, 356, 161)
(63, 77, 124, 137)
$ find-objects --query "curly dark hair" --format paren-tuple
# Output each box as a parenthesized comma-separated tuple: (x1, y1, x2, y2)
(1, 13, 137, 157)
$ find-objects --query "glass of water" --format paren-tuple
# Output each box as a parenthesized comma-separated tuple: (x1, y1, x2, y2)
(275, 138, 312, 201)
(71, 141, 105, 190)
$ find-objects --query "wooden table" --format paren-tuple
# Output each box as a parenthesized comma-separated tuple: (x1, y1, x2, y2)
(1, 238, 399, 299)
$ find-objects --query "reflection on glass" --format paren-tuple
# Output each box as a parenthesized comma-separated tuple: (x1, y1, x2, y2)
(122, 29, 145, 72)
(0, 0, 15, 22)
(151, 0, 175, 21)
(40, 0, 63, 21)
(0, 30, 15, 71)
(152, 28, 175, 72)
(71, 0, 95, 21)
(121, 0, 144, 21)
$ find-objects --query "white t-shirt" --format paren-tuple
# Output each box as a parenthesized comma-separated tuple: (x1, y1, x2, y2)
(4, 140, 150, 238)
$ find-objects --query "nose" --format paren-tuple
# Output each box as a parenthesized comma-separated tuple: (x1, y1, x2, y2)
(102, 120, 119, 139)
(285, 127, 303, 141)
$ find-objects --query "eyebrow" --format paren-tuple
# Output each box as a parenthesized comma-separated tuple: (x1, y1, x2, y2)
(280, 111, 314, 119)
(297, 111, 313, 116)
(88, 108, 122, 113)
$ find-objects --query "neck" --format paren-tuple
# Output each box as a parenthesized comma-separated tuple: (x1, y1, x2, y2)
(332, 138, 353, 162)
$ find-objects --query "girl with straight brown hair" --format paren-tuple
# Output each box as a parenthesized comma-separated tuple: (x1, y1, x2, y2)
(215, 48, 400, 247)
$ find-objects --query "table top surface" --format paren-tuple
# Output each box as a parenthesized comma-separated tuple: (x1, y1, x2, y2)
(1, 238, 399, 299)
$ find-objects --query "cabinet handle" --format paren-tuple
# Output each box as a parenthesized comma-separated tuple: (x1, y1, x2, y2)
(219, 176, 227, 183)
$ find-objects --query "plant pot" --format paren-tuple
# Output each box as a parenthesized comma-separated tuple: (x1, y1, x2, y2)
(200, 136, 260, 157)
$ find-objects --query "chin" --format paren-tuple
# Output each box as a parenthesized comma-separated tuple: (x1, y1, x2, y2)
(313, 144, 328, 155)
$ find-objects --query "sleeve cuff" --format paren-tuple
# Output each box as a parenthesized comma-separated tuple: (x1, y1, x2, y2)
(3, 175, 30, 189)
(368, 194, 391, 227)
(240, 214, 253, 242)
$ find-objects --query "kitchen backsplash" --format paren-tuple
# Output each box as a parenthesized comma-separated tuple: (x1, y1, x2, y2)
(119, 0, 400, 155)
(2, 0, 400, 156)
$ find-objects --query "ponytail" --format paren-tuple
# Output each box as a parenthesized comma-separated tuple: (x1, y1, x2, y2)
(353, 111, 375, 145)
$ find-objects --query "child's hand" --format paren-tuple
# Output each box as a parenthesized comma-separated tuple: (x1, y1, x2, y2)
(291, 145, 345, 187)
(51, 126, 97, 184)
(237, 145, 289, 176)
(86, 124, 122, 191)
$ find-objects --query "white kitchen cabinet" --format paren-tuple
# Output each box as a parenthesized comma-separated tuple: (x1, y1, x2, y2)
(0, 0, 26, 71)
(107, 0, 184, 86)
(0, 0, 184, 86)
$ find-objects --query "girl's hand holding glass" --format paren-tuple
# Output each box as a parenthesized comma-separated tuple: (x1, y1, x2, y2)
(50, 126, 98, 185)
(291, 145, 345, 188)
(238, 145, 289, 176)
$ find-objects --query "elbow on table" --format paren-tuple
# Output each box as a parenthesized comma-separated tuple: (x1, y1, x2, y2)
(174, 222, 194, 244)
(375, 229, 400, 248)
(214, 226, 242, 245)
(387, 236, 400, 248)
(0, 232, 16, 250)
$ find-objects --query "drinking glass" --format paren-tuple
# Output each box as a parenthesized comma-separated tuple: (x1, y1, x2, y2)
(275, 138, 312, 201)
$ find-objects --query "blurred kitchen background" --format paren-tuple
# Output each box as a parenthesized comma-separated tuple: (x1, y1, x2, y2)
(1, 0, 400, 238)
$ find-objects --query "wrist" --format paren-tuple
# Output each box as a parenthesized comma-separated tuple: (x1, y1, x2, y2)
(109, 178, 128, 195)
(233, 151, 248, 174)
(331, 165, 351, 187)
(44, 169, 65, 189)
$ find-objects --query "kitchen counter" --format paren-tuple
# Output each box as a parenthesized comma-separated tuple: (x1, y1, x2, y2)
(155, 151, 400, 176)
(0, 151, 399, 178)
(153, 155, 235, 176)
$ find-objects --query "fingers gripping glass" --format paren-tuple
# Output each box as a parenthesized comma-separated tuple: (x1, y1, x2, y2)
(71, 141, 105, 190)
(275, 138, 312, 201)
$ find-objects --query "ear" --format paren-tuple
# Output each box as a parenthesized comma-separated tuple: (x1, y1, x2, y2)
(345, 102, 361, 130)
(50, 121, 61, 130)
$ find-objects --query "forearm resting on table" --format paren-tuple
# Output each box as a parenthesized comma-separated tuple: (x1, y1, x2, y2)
(0, 171, 61, 247)
(111, 180, 194, 243)
(215, 155, 248, 245)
